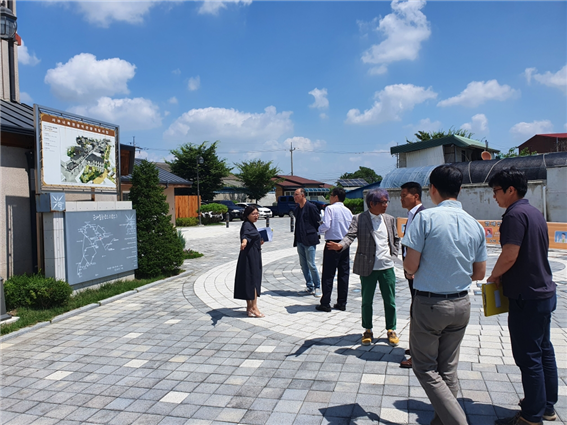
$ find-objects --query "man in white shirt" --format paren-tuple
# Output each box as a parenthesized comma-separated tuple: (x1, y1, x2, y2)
(399, 181, 425, 369)
(316, 188, 353, 312)
(328, 189, 400, 346)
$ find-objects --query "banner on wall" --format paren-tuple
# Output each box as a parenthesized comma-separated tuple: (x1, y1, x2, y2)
(35, 105, 119, 192)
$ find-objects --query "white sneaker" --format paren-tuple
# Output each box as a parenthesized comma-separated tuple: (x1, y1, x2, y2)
(314, 289, 322, 297)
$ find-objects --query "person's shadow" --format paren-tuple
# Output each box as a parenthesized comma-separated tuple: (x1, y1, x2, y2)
(206, 307, 243, 326)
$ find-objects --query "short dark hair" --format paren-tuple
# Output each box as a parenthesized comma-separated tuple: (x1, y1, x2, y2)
(295, 188, 306, 197)
(429, 165, 462, 199)
(400, 181, 422, 200)
(243, 205, 258, 222)
(366, 188, 389, 208)
(330, 187, 346, 202)
(488, 167, 527, 197)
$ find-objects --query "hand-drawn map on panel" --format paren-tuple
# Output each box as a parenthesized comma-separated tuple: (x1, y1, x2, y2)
(65, 210, 137, 285)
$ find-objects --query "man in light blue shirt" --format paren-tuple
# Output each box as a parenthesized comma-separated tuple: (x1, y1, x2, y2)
(403, 165, 486, 425)
(316, 187, 353, 312)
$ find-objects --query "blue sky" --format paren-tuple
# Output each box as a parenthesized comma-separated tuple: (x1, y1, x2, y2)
(16, 0, 567, 184)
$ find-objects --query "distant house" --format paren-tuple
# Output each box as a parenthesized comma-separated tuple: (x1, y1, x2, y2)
(121, 158, 192, 224)
(274, 175, 332, 200)
(390, 135, 499, 168)
(518, 133, 567, 154)
(345, 181, 382, 199)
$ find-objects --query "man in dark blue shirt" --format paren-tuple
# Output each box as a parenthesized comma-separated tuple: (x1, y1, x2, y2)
(293, 188, 322, 296)
(488, 167, 557, 425)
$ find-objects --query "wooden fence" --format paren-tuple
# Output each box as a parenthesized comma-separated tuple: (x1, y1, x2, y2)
(175, 195, 200, 219)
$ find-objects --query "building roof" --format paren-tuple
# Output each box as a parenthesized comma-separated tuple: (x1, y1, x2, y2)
(274, 175, 327, 187)
(390, 135, 499, 155)
(337, 178, 368, 187)
(0, 99, 34, 136)
(121, 158, 192, 186)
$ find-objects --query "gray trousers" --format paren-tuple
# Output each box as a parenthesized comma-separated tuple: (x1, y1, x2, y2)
(410, 294, 470, 425)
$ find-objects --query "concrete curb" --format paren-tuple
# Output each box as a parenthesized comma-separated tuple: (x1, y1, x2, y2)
(0, 270, 194, 344)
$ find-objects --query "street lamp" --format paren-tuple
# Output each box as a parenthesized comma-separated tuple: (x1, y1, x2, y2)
(1, 2, 18, 102)
(196, 156, 204, 226)
(0, 3, 17, 40)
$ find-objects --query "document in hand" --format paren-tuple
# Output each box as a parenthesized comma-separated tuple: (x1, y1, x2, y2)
(482, 282, 509, 317)
(257, 227, 273, 243)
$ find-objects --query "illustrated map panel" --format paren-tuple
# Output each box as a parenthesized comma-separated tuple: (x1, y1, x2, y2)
(65, 210, 137, 285)
(40, 113, 117, 190)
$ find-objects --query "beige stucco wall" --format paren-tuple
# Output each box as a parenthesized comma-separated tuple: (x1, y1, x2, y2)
(1, 145, 33, 278)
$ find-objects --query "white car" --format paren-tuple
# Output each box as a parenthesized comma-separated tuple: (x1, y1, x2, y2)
(237, 203, 273, 219)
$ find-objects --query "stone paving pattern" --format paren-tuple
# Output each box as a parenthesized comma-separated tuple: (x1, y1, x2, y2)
(1, 217, 566, 425)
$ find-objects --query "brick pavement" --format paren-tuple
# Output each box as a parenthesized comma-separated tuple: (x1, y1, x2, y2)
(1, 217, 566, 424)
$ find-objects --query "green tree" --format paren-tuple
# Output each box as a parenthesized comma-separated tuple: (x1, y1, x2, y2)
(338, 166, 382, 185)
(406, 127, 474, 144)
(167, 141, 232, 201)
(497, 147, 536, 159)
(234, 159, 282, 202)
(129, 160, 184, 278)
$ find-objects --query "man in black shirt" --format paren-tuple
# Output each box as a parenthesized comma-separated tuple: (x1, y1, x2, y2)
(488, 167, 557, 425)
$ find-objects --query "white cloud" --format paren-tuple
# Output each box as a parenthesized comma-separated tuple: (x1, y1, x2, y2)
(168, 97, 178, 104)
(163, 106, 293, 143)
(308, 88, 329, 109)
(346, 84, 437, 125)
(510, 120, 553, 138)
(461, 114, 488, 134)
(75, 1, 160, 27)
(281, 136, 326, 152)
(564, 123, 567, 130)
(45, 53, 136, 102)
(18, 40, 40, 66)
(198, 0, 252, 16)
(361, 0, 431, 75)
(70, 97, 162, 131)
(19, 92, 33, 104)
(524, 65, 567, 94)
(188, 76, 201, 91)
(172, 69, 181, 75)
(319, 113, 328, 120)
(437, 80, 518, 108)
(164, 111, 170, 116)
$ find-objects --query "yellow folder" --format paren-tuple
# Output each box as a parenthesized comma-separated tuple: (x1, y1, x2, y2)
(482, 282, 509, 317)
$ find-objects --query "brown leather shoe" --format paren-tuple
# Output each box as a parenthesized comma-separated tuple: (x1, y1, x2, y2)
(400, 357, 412, 368)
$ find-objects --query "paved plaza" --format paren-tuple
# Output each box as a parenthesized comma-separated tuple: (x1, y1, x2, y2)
(1, 217, 566, 425)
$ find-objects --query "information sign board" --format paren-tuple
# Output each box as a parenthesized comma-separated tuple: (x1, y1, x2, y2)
(64, 210, 137, 285)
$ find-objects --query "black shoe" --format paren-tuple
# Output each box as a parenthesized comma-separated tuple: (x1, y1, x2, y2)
(333, 304, 346, 311)
(316, 304, 332, 312)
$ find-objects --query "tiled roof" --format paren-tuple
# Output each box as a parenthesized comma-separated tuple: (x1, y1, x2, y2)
(121, 158, 192, 185)
(390, 135, 499, 155)
(0, 99, 34, 136)
(275, 175, 326, 186)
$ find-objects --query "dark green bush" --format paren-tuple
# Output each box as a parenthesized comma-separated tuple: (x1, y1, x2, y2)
(201, 214, 223, 225)
(176, 217, 199, 227)
(200, 203, 228, 214)
(129, 160, 184, 278)
(344, 198, 364, 214)
(4, 273, 72, 310)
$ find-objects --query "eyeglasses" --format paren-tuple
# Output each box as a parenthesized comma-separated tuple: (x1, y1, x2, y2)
(492, 188, 504, 195)
(379, 200, 389, 205)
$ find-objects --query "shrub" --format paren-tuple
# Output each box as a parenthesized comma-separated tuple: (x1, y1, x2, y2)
(176, 217, 199, 227)
(129, 160, 184, 278)
(200, 203, 228, 214)
(4, 273, 72, 310)
(344, 198, 364, 214)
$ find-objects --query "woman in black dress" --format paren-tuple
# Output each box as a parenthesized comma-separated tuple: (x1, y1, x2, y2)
(234, 205, 264, 317)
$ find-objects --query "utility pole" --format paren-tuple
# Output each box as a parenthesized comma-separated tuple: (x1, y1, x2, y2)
(290, 142, 296, 176)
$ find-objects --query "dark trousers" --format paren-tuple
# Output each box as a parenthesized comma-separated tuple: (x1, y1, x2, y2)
(508, 294, 558, 423)
(320, 243, 350, 307)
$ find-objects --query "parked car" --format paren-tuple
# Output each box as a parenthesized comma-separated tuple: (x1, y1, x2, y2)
(236, 203, 273, 219)
(216, 200, 245, 221)
(274, 195, 297, 217)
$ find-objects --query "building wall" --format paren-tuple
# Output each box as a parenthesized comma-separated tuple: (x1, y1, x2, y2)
(382, 181, 549, 221)
(547, 167, 567, 223)
(406, 146, 444, 168)
(1, 145, 33, 278)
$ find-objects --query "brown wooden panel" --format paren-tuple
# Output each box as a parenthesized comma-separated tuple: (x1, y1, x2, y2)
(175, 195, 200, 218)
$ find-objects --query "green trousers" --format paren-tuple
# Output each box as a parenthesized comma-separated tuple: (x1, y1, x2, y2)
(360, 268, 396, 331)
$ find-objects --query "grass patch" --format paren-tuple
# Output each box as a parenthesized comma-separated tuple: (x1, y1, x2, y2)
(183, 249, 204, 260)
(1, 276, 166, 336)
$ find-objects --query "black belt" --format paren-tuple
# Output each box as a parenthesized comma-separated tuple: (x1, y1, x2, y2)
(415, 290, 468, 299)
(326, 239, 342, 243)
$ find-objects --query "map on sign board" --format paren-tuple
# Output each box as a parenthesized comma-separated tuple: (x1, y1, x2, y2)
(39, 113, 117, 190)
(65, 210, 138, 286)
